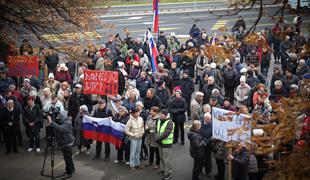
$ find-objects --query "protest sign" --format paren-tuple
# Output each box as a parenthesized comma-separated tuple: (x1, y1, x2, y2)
(212, 107, 251, 143)
(7, 56, 39, 76)
(83, 70, 118, 95)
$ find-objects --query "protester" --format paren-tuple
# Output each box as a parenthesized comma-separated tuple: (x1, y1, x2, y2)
(125, 108, 145, 170)
(188, 120, 205, 180)
(155, 109, 174, 180)
(190, 91, 204, 121)
(227, 142, 250, 180)
(75, 105, 92, 155)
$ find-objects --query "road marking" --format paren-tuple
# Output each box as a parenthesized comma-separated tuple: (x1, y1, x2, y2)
(41, 32, 102, 42)
(129, 27, 181, 33)
(128, 16, 144, 20)
(211, 20, 228, 30)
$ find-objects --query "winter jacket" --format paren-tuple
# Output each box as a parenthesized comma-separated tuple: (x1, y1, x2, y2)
(45, 54, 59, 68)
(232, 147, 249, 180)
(188, 129, 205, 159)
(145, 115, 160, 147)
(44, 80, 59, 95)
(223, 68, 237, 88)
(122, 98, 138, 111)
(213, 140, 227, 159)
(179, 77, 194, 101)
(248, 153, 259, 173)
(282, 75, 299, 92)
(199, 122, 212, 147)
(125, 115, 145, 139)
(1, 107, 20, 133)
(136, 77, 152, 98)
(195, 55, 209, 76)
(155, 115, 174, 148)
(55, 69, 72, 83)
(246, 52, 259, 66)
(155, 87, 170, 109)
(260, 52, 271, 69)
(68, 92, 92, 120)
(75, 112, 92, 146)
(168, 96, 187, 123)
(246, 75, 261, 88)
(0, 77, 15, 95)
(23, 104, 42, 128)
(143, 95, 162, 111)
(50, 112, 74, 148)
(270, 87, 289, 102)
(234, 83, 251, 107)
(202, 83, 221, 104)
(190, 98, 203, 121)
(139, 53, 150, 71)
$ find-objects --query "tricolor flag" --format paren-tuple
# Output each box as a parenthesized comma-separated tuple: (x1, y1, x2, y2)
(83, 115, 125, 148)
(153, 0, 159, 33)
(146, 30, 159, 72)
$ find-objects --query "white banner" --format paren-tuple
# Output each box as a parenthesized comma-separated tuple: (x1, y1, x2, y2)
(212, 107, 251, 142)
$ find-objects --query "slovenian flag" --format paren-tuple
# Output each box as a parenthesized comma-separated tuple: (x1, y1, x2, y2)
(153, 0, 159, 33)
(146, 30, 159, 72)
(83, 115, 125, 148)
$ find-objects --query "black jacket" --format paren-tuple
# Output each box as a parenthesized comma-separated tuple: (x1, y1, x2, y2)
(45, 54, 59, 68)
(155, 87, 170, 109)
(68, 92, 92, 120)
(143, 95, 162, 110)
(246, 75, 261, 88)
(136, 77, 153, 98)
(50, 111, 74, 148)
(23, 104, 42, 128)
(202, 83, 221, 104)
(199, 122, 212, 148)
(187, 129, 205, 159)
(232, 147, 249, 180)
(93, 107, 113, 119)
(1, 108, 20, 131)
(168, 96, 187, 123)
(223, 68, 237, 88)
(179, 77, 194, 101)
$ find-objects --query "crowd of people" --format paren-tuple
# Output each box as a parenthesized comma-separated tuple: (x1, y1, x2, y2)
(0, 16, 309, 180)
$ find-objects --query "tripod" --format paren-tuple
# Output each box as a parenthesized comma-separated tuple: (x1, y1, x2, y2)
(40, 127, 65, 180)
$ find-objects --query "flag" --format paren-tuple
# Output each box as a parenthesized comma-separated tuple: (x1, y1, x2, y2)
(153, 0, 159, 33)
(146, 30, 159, 72)
(83, 115, 126, 148)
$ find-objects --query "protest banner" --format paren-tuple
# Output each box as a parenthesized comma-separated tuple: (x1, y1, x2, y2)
(83, 70, 119, 95)
(7, 56, 39, 76)
(212, 107, 251, 143)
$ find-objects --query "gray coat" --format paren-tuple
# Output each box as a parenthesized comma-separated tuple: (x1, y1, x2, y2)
(145, 115, 160, 147)
(75, 111, 92, 146)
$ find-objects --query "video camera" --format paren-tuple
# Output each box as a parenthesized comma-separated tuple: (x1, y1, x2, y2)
(43, 106, 60, 120)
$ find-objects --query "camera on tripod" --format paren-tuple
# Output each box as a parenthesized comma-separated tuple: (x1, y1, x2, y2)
(43, 106, 60, 120)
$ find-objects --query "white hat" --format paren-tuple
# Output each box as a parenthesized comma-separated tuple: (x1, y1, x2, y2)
(253, 129, 264, 136)
(79, 74, 84, 79)
(29, 90, 37, 97)
(187, 42, 194, 47)
(210, 62, 216, 69)
(75, 84, 82, 88)
(195, 91, 204, 97)
(170, 32, 176, 37)
(240, 75, 246, 83)
(60, 63, 66, 68)
(48, 73, 54, 79)
(133, 61, 139, 66)
(118, 61, 124, 67)
(240, 68, 247, 73)
(158, 63, 164, 68)
(225, 59, 230, 64)
(24, 78, 30, 83)
(79, 105, 88, 112)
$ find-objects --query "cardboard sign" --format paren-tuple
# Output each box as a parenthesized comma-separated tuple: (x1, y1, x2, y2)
(212, 107, 251, 143)
(83, 70, 119, 95)
(7, 56, 39, 76)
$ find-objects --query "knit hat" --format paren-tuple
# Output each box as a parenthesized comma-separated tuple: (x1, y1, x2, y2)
(24, 78, 30, 83)
(183, 69, 190, 75)
(161, 109, 169, 116)
(240, 75, 246, 83)
(210, 62, 216, 69)
(98, 99, 106, 104)
(157, 80, 165, 87)
(48, 73, 54, 79)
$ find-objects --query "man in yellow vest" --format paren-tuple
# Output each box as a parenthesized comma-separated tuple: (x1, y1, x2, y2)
(155, 109, 174, 180)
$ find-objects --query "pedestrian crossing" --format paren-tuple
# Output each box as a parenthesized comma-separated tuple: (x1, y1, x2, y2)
(211, 20, 228, 30)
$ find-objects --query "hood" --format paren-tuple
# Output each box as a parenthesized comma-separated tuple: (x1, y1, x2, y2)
(58, 110, 69, 123)
(187, 130, 196, 140)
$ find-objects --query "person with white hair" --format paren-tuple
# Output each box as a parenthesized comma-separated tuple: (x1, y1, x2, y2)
(75, 105, 92, 155)
(199, 112, 213, 176)
(270, 80, 289, 102)
(40, 88, 51, 108)
(234, 76, 251, 108)
(44, 73, 59, 95)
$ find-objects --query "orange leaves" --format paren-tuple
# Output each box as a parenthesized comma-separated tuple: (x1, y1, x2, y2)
(204, 44, 233, 63)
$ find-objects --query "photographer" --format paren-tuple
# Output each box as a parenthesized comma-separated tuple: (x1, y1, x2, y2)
(47, 111, 75, 179)
(187, 120, 206, 180)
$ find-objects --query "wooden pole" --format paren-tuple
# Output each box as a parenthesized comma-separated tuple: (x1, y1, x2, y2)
(228, 147, 232, 180)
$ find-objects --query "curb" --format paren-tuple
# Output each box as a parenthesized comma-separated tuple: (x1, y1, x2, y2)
(97, 4, 282, 18)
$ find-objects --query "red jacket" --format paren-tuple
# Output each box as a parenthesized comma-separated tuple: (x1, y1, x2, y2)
(125, 54, 140, 65)
(55, 70, 72, 83)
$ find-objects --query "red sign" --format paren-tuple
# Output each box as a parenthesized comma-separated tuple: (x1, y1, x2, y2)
(7, 56, 39, 76)
(83, 70, 119, 95)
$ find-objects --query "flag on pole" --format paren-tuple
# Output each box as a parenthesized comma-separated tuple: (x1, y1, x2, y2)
(153, 0, 159, 33)
(146, 30, 159, 72)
